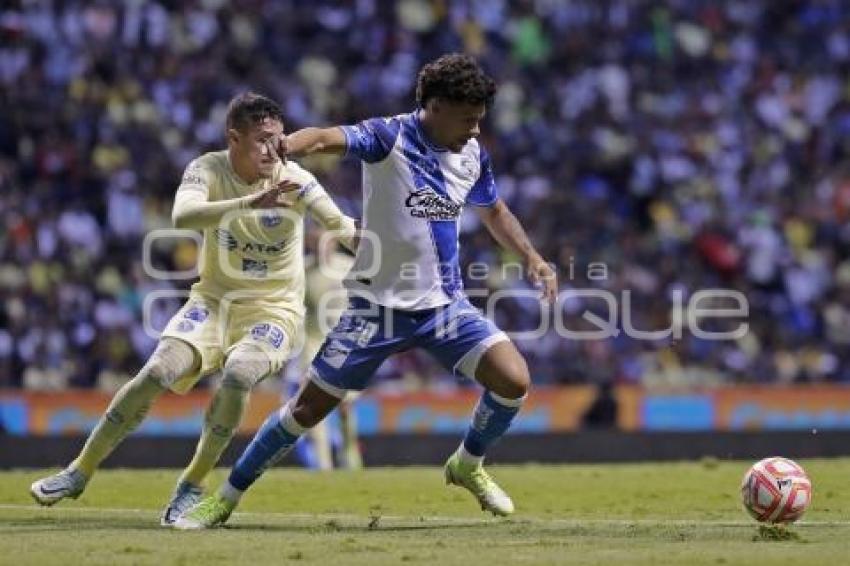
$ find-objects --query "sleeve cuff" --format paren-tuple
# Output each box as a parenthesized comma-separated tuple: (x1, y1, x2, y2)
(467, 195, 499, 208)
(339, 126, 354, 159)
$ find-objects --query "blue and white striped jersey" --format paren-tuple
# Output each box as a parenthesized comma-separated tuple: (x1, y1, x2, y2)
(340, 111, 498, 310)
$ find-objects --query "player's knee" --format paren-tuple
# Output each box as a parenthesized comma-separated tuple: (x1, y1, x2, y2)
(140, 338, 198, 389)
(291, 400, 324, 429)
(221, 346, 271, 391)
(292, 382, 341, 428)
(492, 357, 530, 400)
(476, 342, 531, 400)
(139, 352, 176, 389)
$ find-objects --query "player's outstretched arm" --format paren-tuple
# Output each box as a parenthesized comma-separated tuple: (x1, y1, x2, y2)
(283, 127, 347, 158)
(477, 199, 558, 302)
(306, 190, 359, 252)
(173, 180, 300, 230)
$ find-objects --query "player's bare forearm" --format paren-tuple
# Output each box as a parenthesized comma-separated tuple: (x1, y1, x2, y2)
(478, 200, 542, 264)
(285, 127, 347, 157)
(478, 199, 558, 301)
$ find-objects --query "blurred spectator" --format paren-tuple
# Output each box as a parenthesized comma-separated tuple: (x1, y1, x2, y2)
(581, 381, 619, 429)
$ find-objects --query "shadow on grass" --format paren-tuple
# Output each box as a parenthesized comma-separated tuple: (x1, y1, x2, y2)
(0, 514, 163, 533)
(0, 513, 491, 535)
(752, 524, 804, 542)
(223, 518, 493, 533)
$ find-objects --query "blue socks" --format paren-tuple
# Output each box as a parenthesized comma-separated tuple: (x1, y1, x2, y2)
(219, 390, 522, 502)
(225, 403, 306, 495)
(461, 390, 524, 460)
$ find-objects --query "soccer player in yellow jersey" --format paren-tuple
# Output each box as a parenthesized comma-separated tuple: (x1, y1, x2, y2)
(30, 93, 357, 525)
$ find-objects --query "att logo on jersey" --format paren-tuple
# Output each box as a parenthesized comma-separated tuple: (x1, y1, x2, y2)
(405, 187, 461, 221)
(214, 229, 286, 254)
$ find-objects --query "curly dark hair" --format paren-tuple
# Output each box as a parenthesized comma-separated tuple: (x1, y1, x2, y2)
(415, 53, 497, 108)
(226, 92, 284, 132)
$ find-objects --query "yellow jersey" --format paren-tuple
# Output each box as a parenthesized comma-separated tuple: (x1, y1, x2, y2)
(172, 150, 356, 318)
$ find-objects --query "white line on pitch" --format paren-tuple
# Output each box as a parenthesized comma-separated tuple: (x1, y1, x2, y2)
(1, 504, 849, 528)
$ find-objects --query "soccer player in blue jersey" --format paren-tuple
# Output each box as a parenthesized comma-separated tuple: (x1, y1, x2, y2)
(176, 53, 558, 529)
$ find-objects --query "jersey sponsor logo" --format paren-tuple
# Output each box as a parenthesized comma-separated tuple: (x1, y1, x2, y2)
(181, 161, 204, 186)
(184, 305, 209, 323)
(405, 187, 461, 220)
(215, 229, 238, 251)
(214, 229, 286, 254)
(242, 258, 268, 276)
(182, 173, 204, 186)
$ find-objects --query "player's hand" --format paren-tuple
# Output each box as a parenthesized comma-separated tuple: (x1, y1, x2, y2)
(350, 223, 362, 251)
(248, 181, 301, 209)
(266, 136, 288, 163)
(527, 257, 558, 303)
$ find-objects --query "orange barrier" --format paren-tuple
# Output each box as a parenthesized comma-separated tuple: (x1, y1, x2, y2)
(3, 385, 850, 435)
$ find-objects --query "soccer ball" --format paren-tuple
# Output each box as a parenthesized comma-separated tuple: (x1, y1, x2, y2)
(740, 457, 812, 523)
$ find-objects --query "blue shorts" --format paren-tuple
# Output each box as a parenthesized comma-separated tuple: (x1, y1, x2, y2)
(308, 296, 509, 398)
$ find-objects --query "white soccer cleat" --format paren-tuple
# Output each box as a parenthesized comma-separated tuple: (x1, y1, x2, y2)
(444, 453, 515, 516)
(160, 481, 204, 526)
(30, 468, 88, 506)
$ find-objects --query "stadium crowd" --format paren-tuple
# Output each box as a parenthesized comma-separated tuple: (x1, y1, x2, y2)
(2, 0, 850, 390)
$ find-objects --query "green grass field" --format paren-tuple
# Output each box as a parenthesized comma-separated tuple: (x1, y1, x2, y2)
(1, 460, 848, 565)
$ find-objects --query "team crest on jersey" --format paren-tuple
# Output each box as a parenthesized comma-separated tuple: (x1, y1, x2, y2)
(460, 157, 476, 178)
(405, 187, 461, 220)
(261, 213, 282, 227)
